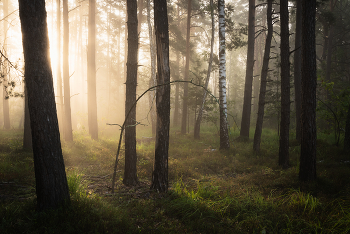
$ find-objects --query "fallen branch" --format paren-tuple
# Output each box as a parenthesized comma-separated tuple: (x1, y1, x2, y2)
(110, 80, 237, 193)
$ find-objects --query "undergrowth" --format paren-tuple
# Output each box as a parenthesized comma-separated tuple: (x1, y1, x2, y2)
(0, 126, 349, 233)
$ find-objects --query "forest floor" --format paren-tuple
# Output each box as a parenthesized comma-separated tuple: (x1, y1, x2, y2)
(0, 126, 349, 233)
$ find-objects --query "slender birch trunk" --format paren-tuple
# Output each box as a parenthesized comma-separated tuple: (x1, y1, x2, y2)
(218, 0, 230, 149)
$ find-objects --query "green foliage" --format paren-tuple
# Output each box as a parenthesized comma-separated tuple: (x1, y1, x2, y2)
(0, 194, 134, 234)
(317, 80, 350, 145)
(67, 171, 88, 198)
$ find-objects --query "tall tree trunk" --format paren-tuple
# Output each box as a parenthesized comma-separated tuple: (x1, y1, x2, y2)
(218, 0, 230, 149)
(123, 0, 139, 186)
(321, 22, 329, 62)
(123, 1, 128, 124)
(23, 86, 32, 150)
(107, 4, 111, 122)
(240, 0, 255, 139)
(117, 3, 123, 115)
(2, 0, 10, 130)
(181, 0, 191, 135)
(63, 0, 73, 141)
(194, 0, 214, 139)
(325, 0, 336, 91)
(325, 27, 333, 84)
(124, 2, 128, 84)
(294, 0, 302, 142)
(253, 48, 260, 118)
(299, 0, 317, 181)
(253, 0, 273, 152)
(138, 0, 144, 33)
(56, 0, 64, 134)
(151, 0, 170, 192)
(18, 0, 70, 210)
(87, 0, 98, 140)
(79, 0, 85, 119)
(279, 0, 291, 169)
(147, 0, 156, 136)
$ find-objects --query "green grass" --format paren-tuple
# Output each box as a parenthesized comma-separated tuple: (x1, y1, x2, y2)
(0, 126, 350, 233)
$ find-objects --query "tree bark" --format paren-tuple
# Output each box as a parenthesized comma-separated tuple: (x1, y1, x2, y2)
(194, 0, 214, 139)
(240, 0, 255, 139)
(299, 0, 317, 181)
(325, 0, 336, 91)
(218, 0, 230, 149)
(151, 0, 170, 192)
(253, 0, 273, 152)
(87, 0, 98, 140)
(63, 0, 73, 141)
(18, 0, 70, 210)
(279, 0, 291, 169)
(294, 0, 302, 142)
(124, 0, 139, 186)
(181, 0, 191, 135)
(23, 86, 32, 150)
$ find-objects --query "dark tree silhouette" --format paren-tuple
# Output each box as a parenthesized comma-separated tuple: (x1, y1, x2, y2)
(124, 0, 139, 186)
(151, 0, 170, 192)
(240, 0, 255, 139)
(279, 0, 291, 169)
(253, 0, 273, 152)
(18, 0, 70, 210)
(299, 0, 317, 181)
(294, 0, 302, 142)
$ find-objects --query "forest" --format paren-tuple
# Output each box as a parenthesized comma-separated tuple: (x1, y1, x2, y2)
(0, 0, 349, 233)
